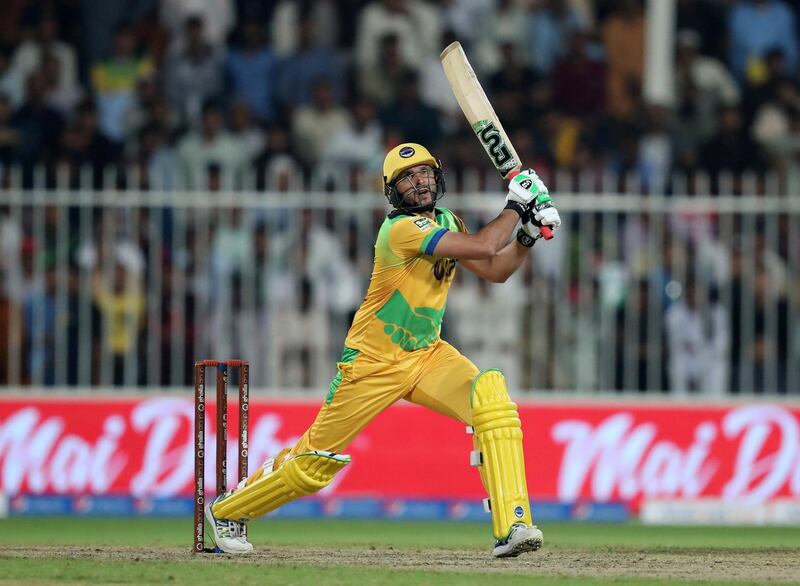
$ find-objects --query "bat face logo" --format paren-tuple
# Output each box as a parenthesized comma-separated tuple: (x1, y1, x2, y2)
(474, 122, 516, 172)
(399, 146, 415, 158)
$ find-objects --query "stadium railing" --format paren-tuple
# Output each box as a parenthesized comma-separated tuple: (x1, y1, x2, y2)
(0, 165, 797, 397)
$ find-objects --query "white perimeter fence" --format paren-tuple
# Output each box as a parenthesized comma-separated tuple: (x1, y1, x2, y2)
(0, 168, 798, 396)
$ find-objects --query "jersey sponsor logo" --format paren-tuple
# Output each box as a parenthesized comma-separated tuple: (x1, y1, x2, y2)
(399, 146, 415, 158)
(413, 217, 433, 231)
(375, 291, 444, 351)
(472, 120, 516, 172)
(433, 258, 456, 282)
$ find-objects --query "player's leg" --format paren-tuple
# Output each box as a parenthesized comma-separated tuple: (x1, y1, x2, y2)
(406, 342, 542, 557)
(470, 368, 542, 557)
(208, 351, 411, 552)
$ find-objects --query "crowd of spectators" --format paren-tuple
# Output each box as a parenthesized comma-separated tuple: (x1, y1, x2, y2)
(0, 0, 797, 394)
(0, 0, 799, 189)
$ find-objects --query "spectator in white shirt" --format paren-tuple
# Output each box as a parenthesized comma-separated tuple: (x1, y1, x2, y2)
(665, 281, 729, 396)
(160, 0, 235, 50)
(674, 29, 741, 150)
(356, 0, 441, 71)
(321, 98, 383, 171)
(11, 13, 78, 93)
(291, 80, 351, 168)
(176, 100, 249, 188)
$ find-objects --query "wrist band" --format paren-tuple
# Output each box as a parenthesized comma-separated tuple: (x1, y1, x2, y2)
(504, 201, 526, 219)
(516, 228, 536, 248)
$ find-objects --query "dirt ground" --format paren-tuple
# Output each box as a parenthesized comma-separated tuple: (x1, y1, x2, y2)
(7, 545, 800, 584)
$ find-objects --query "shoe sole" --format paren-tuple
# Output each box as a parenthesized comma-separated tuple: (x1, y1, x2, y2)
(494, 535, 543, 558)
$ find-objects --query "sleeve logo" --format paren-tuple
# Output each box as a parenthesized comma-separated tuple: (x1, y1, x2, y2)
(413, 218, 433, 231)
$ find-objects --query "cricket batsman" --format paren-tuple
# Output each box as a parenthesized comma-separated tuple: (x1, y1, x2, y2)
(206, 143, 561, 557)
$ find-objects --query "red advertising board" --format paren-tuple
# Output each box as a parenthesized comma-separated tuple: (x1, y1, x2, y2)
(1, 397, 799, 507)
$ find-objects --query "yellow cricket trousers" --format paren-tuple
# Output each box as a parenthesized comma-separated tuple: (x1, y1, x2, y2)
(290, 340, 479, 456)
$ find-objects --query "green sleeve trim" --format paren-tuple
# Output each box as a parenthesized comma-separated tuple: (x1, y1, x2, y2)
(325, 347, 360, 405)
(420, 227, 447, 255)
(435, 208, 461, 232)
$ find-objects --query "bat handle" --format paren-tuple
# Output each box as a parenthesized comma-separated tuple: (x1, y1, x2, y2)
(506, 170, 554, 241)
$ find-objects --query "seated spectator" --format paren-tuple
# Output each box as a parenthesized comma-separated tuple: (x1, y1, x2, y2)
(379, 71, 443, 151)
(0, 46, 24, 109)
(131, 122, 176, 191)
(228, 100, 266, 161)
(356, 0, 440, 72)
(472, 0, 527, 74)
(320, 97, 384, 170)
(78, 1, 155, 67)
(41, 53, 84, 120)
(601, 0, 645, 123)
(525, 0, 585, 76)
(271, 0, 339, 56)
(418, 29, 462, 121)
(728, 0, 798, 83)
(700, 106, 766, 183)
(448, 273, 526, 387)
(0, 94, 20, 168)
(551, 31, 606, 117)
(486, 41, 538, 130)
(751, 78, 800, 156)
(225, 20, 278, 123)
(676, 0, 727, 60)
(665, 281, 729, 396)
(742, 47, 791, 127)
(23, 260, 59, 386)
(637, 104, 675, 193)
(92, 261, 145, 386)
(255, 125, 302, 190)
(358, 33, 415, 107)
(674, 29, 741, 152)
(11, 71, 64, 173)
(165, 15, 225, 125)
(125, 76, 161, 150)
(749, 265, 789, 393)
(58, 100, 123, 180)
(176, 100, 249, 188)
(291, 79, 350, 168)
(277, 19, 345, 109)
(11, 12, 78, 93)
(160, 0, 235, 50)
(90, 24, 154, 144)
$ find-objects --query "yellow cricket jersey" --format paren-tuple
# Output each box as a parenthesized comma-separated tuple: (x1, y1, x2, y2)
(344, 207, 467, 363)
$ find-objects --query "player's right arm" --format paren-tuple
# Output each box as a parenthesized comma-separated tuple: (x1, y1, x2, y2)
(431, 169, 560, 260)
(432, 209, 520, 260)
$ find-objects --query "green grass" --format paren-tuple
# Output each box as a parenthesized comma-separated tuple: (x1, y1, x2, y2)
(2, 518, 797, 549)
(1, 518, 799, 585)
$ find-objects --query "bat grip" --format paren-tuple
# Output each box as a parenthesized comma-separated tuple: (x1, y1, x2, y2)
(507, 170, 554, 240)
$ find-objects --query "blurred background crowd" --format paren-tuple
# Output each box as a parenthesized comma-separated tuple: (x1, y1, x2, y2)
(0, 0, 797, 395)
(0, 0, 799, 187)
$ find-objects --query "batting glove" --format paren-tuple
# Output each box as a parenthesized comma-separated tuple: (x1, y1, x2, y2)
(506, 169, 548, 204)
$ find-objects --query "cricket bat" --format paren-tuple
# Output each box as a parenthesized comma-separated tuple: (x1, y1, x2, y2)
(440, 41, 553, 240)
